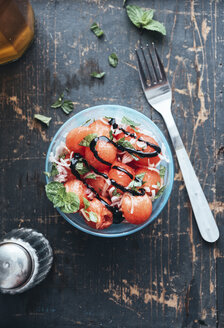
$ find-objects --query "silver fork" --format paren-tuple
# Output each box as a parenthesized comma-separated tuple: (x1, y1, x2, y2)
(135, 44, 219, 243)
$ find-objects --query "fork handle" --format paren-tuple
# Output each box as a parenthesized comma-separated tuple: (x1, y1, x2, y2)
(162, 110, 219, 243)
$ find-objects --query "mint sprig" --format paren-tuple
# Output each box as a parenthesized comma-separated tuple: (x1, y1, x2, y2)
(45, 182, 80, 213)
(126, 5, 166, 35)
(51, 92, 74, 115)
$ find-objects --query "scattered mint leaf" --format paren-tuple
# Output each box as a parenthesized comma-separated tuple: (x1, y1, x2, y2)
(157, 181, 161, 188)
(85, 173, 97, 179)
(81, 119, 92, 126)
(79, 133, 98, 147)
(51, 92, 74, 114)
(109, 130, 113, 140)
(90, 72, 105, 79)
(121, 116, 140, 128)
(126, 5, 166, 35)
(34, 114, 52, 126)
(112, 188, 121, 197)
(144, 19, 166, 35)
(90, 22, 104, 37)
(159, 165, 166, 178)
(45, 181, 80, 213)
(51, 93, 64, 108)
(61, 100, 74, 115)
(88, 211, 98, 223)
(154, 186, 166, 199)
(83, 197, 90, 210)
(108, 53, 118, 68)
(75, 161, 90, 175)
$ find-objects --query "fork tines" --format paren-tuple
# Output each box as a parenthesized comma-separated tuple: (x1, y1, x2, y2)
(135, 44, 167, 86)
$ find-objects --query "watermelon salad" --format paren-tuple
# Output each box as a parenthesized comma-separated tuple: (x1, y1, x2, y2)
(45, 116, 169, 230)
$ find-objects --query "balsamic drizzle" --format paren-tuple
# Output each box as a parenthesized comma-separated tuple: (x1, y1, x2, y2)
(108, 118, 161, 155)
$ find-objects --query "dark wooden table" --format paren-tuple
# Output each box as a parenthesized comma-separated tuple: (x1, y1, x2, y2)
(0, 1, 223, 327)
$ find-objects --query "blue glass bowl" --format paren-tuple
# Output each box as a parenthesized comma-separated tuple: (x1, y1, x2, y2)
(45, 105, 174, 237)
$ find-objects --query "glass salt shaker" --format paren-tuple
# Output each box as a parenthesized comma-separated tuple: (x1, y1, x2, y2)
(0, 228, 53, 294)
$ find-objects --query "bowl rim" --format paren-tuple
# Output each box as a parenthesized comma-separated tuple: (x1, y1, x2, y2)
(45, 104, 174, 238)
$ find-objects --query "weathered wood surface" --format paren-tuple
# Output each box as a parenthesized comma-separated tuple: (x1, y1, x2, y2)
(0, 0, 223, 327)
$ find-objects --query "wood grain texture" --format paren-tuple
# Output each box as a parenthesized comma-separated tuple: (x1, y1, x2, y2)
(0, 0, 223, 327)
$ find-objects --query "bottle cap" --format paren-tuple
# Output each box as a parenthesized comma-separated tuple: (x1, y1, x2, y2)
(0, 241, 33, 290)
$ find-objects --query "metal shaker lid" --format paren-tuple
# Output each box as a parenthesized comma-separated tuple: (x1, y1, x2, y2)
(0, 242, 33, 290)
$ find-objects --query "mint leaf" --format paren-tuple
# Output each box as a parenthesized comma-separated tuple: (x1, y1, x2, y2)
(144, 19, 166, 35)
(112, 188, 121, 197)
(45, 182, 65, 203)
(61, 101, 74, 115)
(44, 171, 51, 178)
(90, 72, 105, 79)
(44, 163, 59, 178)
(131, 153, 139, 161)
(83, 197, 90, 210)
(128, 179, 142, 189)
(159, 165, 166, 178)
(116, 137, 135, 150)
(60, 192, 80, 213)
(34, 114, 52, 126)
(45, 182, 80, 213)
(121, 116, 140, 128)
(126, 5, 166, 35)
(88, 211, 98, 223)
(75, 161, 89, 175)
(135, 173, 145, 180)
(142, 9, 154, 25)
(108, 53, 118, 68)
(81, 119, 92, 126)
(109, 130, 113, 140)
(126, 5, 153, 28)
(90, 22, 104, 37)
(128, 173, 145, 190)
(51, 93, 64, 108)
(79, 133, 98, 147)
(85, 173, 97, 179)
(51, 92, 74, 114)
(51, 163, 59, 176)
(154, 186, 166, 199)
